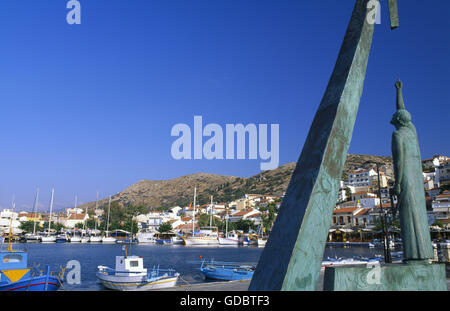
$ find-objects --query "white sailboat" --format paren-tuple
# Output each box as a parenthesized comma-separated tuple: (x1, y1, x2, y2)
(218, 206, 239, 245)
(25, 188, 42, 242)
(41, 188, 56, 243)
(81, 204, 89, 243)
(89, 192, 102, 243)
(182, 190, 219, 246)
(69, 195, 82, 243)
(102, 196, 116, 243)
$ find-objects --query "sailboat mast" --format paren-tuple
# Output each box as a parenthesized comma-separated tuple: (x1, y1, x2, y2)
(95, 191, 99, 231)
(33, 188, 39, 235)
(192, 187, 196, 237)
(8, 200, 16, 252)
(48, 188, 54, 236)
(225, 206, 228, 238)
(107, 196, 111, 237)
(209, 196, 213, 228)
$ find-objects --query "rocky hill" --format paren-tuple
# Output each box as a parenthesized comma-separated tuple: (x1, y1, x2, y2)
(79, 154, 393, 212)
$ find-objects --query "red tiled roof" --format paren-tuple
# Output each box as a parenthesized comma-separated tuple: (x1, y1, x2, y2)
(333, 207, 359, 214)
(67, 213, 86, 220)
(355, 209, 370, 216)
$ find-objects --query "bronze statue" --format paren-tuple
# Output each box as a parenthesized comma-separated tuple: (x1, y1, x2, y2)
(391, 79, 434, 261)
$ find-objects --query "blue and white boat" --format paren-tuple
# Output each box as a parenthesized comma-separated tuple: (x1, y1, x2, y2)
(200, 260, 256, 281)
(0, 240, 61, 291)
(96, 246, 179, 291)
(0, 202, 62, 291)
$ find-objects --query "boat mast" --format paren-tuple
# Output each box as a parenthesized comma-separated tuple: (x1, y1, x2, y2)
(74, 195, 78, 236)
(7, 199, 16, 252)
(32, 188, 39, 235)
(209, 195, 213, 228)
(47, 188, 54, 237)
(95, 191, 99, 232)
(225, 206, 228, 238)
(192, 187, 196, 237)
(106, 196, 111, 237)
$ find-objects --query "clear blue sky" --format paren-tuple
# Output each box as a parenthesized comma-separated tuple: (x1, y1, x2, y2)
(0, 1, 448, 211)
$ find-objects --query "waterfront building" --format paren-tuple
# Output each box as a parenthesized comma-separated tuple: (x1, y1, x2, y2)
(228, 209, 261, 223)
(0, 209, 21, 235)
(62, 213, 88, 228)
(432, 191, 450, 227)
(436, 160, 450, 185)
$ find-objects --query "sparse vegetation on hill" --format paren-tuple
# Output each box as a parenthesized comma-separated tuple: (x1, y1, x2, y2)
(78, 154, 393, 212)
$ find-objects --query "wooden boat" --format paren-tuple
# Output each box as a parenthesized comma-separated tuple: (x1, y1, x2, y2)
(0, 203, 62, 291)
(96, 246, 179, 291)
(200, 260, 255, 281)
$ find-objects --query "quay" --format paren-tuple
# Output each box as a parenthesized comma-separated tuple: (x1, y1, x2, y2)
(159, 268, 450, 291)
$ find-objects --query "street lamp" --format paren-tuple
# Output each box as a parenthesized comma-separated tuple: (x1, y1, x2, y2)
(363, 161, 392, 263)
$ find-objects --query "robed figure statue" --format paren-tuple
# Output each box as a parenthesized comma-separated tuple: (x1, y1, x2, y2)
(391, 79, 434, 261)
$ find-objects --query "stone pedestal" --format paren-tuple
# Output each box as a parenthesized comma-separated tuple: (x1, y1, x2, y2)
(323, 262, 447, 291)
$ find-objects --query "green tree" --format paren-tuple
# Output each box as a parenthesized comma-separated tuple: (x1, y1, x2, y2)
(158, 221, 173, 233)
(19, 221, 36, 233)
(123, 219, 139, 234)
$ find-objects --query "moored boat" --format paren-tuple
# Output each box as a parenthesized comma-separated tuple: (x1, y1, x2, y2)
(218, 232, 240, 246)
(200, 260, 255, 281)
(136, 232, 156, 244)
(96, 246, 179, 291)
(0, 202, 62, 291)
(182, 227, 220, 246)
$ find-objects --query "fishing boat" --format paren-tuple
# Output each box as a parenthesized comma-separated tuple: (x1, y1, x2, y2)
(56, 233, 69, 243)
(101, 196, 117, 244)
(96, 245, 179, 291)
(171, 235, 184, 245)
(255, 225, 267, 247)
(89, 234, 102, 243)
(218, 232, 240, 245)
(0, 202, 62, 291)
(238, 234, 257, 246)
(136, 232, 156, 244)
(41, 189, 56, 243)
(200, 260, 255, 281)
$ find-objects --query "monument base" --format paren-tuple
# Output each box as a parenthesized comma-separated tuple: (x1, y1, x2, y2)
(323, 261, 447, 291)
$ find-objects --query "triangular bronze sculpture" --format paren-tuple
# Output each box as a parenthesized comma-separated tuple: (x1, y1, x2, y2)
(249, 0, 399, 290)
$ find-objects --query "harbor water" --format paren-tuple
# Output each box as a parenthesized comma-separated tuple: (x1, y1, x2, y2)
(2, 243, 388, 291)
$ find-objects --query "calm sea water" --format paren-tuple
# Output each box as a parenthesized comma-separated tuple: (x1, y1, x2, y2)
(3, 243, 386, 291)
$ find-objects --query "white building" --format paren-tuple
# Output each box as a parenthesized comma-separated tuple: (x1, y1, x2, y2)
(228, 209, 261, 223)
(347, 169, 377, 187)
(436, 160, 450, 185)
(0, 209, 22, 234)
(62, 213, 88, 228)
(432, 191, 450, 225)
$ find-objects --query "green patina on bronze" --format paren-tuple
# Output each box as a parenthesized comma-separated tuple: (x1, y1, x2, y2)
(249, 0, 400, 291)
(323, 81, 447, 291)
(249, 0, 376, 291)
(391, 80, 434, 261)
(323, 262, 447, 291)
